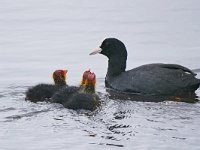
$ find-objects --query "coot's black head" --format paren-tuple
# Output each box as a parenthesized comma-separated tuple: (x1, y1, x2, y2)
(90, 38, 127, 59)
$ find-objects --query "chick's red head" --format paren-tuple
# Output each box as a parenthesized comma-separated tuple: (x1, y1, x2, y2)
(81, 69, 91, 86)
(53, 69, 67, 83)
(83, 69, 91, 80)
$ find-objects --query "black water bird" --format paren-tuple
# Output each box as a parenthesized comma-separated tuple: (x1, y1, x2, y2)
(52, 71, 100, 111)
(25, 70, 67, 102)
(51, 70, 91, 104)
(90, 38, 200, 96)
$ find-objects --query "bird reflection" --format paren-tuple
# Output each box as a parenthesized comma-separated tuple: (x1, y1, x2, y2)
(106, 88, 199, 103)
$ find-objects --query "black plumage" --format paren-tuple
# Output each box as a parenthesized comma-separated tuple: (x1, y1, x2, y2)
(25, 84, 64, 102)
(90, 38, 200, 96)
(25, 70, 67, 102)
(51, 72, 100, 111)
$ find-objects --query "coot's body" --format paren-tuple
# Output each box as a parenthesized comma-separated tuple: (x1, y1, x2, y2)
(25, 70, 67, 102)
(62, 93, 99, 111)
(106, 63, 199, 95)
(51, 72, 100, 111)
(90, 38, 200, 96)
(51, 86, 80, 104)
(51, 86, 98, 110)
(26, 84, 64, 102)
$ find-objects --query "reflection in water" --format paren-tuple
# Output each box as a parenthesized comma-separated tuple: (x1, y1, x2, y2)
(5, 109, 51, 121)
(107, 88, 199, 103)
(89, 142, 124, 148)
(0, 107, 16, 112)
(0, 85, 200, 149)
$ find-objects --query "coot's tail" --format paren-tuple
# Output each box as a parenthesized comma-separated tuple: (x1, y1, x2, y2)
(191, 82, 200, 92)
(192, 68, 200, 73)
(176, 80, 200, 96)
(188, 82, 200, 96)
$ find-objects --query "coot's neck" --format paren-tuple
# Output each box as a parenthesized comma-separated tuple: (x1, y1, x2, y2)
(84, 83, 95, 94)
(54, 80, 66, 86)
(106, 55, 127, 80)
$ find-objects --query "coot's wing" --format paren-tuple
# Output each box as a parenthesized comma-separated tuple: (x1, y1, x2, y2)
(111, 64, 200, 95)
(160, 64, 197, 76)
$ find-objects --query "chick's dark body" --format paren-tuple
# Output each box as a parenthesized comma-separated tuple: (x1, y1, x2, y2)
(25, 84, 65, 102)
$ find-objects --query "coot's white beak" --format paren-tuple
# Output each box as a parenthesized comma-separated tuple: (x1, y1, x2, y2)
(89, 48, 102, 55)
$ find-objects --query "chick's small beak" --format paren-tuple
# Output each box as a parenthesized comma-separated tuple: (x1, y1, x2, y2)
(63, 70, 67, 79)
(89, 48, 102, 55)
(63, 70, 68, 75)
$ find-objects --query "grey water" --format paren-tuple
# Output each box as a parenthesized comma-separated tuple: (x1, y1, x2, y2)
(0, 0, 200, 149)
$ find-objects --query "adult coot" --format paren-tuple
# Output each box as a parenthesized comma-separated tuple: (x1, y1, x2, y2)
(52, 71, 100, 111)
(90, 38, 200, 96)
(25, 69, 67, 102)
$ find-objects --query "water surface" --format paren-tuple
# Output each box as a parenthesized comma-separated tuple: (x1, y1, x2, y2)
(0, 0, 200, 149)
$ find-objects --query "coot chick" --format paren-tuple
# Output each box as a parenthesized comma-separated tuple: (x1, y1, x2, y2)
(52, 71, 100, 111)
(25, 69, 67, 102)
(64, 72, 100, 111)
(51, 69, 91, 104)
(90, 38, 200, 96)
(80, 69, 91, 88)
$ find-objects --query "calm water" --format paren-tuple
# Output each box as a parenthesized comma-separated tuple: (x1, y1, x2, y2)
(1, 0, 200, 149)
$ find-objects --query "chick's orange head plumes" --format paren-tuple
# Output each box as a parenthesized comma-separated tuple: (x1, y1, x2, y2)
(63, 69, 67, 79)
(53, 69, 67, 85)
(81, 69, 91, 86)
(84, 72, 96, 93)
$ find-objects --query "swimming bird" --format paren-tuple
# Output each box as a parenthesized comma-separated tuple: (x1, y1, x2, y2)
(80, 69, 91, 88)
(90, 38, 200, 96)
(25, 69, 67, 102)
(64, 72, 100, 111)
(52, 71, 100, 111)
(51, 69, 91, 104)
